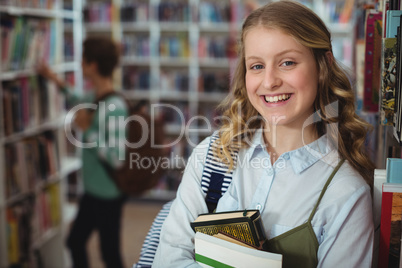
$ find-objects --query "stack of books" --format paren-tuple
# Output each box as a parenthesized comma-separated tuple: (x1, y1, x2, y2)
(191, 209, 282, 267)
(376, 158, 402, 267)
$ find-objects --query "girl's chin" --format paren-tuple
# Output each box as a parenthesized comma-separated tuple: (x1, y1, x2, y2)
(262, 115, 289, 125)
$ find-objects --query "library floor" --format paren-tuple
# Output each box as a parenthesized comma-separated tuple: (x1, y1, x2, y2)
(83, 199, 164, 268)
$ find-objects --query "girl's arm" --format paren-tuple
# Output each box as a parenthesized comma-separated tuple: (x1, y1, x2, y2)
(317, 184, 373, 267)
(152, 138, 211, 268)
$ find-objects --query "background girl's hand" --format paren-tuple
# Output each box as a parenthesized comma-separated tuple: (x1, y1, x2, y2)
(36, 61, 55, 80)
(36, 61, 66, 88)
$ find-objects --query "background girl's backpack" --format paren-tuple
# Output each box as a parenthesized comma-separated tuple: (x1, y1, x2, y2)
(97, 92, 167, 196)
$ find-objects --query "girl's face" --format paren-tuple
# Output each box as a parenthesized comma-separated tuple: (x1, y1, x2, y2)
(245, 27, 318, 129)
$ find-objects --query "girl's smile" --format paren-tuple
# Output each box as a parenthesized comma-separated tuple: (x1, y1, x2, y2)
(262, 93, 293, 104)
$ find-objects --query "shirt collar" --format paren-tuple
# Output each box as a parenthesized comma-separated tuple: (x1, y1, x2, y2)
(246, 128, 334, 174)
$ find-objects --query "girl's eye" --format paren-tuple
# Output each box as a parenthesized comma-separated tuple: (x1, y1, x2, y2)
(251, 64, 264, 70)
(282, 61, 295, 67)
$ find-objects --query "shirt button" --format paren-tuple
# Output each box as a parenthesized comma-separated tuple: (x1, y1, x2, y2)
(256, 204, 262, 210)
(267, 168, 274, 176)
(284, 154, 290, 160)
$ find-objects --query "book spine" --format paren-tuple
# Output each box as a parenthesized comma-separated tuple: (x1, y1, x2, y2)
(252, 215, 268, 242)
(386, 158, 402, 183)
(386, 10, 402, 38)
(379, 190, 402, 267)
(380, 37, 397, 126)
(364, 12, 383, 112)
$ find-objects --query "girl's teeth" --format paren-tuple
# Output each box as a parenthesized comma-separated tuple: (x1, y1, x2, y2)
(264, 94, 290, 103)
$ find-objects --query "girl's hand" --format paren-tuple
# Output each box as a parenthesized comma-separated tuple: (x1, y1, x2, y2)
(36, 61, 55, 80)
(36, 61, 65, 88)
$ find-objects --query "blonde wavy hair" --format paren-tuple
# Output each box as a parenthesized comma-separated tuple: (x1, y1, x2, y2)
(216, 0, 375, 187)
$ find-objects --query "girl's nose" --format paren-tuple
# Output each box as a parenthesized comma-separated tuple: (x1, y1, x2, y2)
(263, 68, 282, 90)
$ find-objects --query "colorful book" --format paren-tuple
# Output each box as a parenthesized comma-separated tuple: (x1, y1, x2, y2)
(386, 158, 402, 183)
(394, 17, 402, 143)
(386, 10, 402, 38)
(364, 11, 383, 112)
(195, 232, 282, 268)
(380, 37, 397, 126)
(379, 183, 402, 268)
(191, 210, 267, 249)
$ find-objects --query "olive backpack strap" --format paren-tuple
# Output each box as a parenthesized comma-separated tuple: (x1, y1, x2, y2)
(133, 131, 239, 268)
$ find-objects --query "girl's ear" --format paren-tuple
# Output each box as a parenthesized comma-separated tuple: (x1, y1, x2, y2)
(326, 51, 333, 66)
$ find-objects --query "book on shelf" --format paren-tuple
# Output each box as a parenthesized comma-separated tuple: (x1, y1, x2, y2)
(194, 232, 282, 268)
(7, 198, 35, 267)
(191, 209, 268, 250)
(380, 37, 397, 126)
(199, 71, 230, 93)
(120, 3, 149, 22)
(386, 10, 402, 38)
(394, 16, 402, 143)
(386, 158, 402, 183)
(122, 66, 150, 91)
(379, 183, 402, 268)
(84, 2, 112, 23)
(159, 33, 189, 58)
(0, 16, 56, 72)
(2, 75, 64, 136)
(4, 132, 60, 199)
(198, 2, 231, 23)
(157, 2, 190, 22)
(338, 0, 355, 24)
(364, 10, 383, 112)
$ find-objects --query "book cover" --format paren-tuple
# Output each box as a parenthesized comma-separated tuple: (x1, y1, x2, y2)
(379, 183, 402, 268)
(338, 0, 355, 23)
(364, 11, 383, 112)
(386, 158, 402, 183)
(394, 18, 402, 143)
(380, 37, 397, 126)
(195, 232, 282, 268)
(7, 207, 20, 264)
(191, 210, 267, 249)
(386, 10, 402, 38)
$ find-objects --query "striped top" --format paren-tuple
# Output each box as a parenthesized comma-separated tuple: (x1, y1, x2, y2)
(200, 133, 239, 195)
(133, 131, 239, 268)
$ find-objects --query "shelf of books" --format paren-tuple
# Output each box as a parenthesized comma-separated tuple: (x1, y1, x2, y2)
(0, 0, 83, 267)
(83, 0, 359, 200)
(362, 0, 402, 266)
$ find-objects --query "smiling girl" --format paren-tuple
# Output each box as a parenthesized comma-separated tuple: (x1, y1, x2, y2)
(153, 1, 375, 267)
